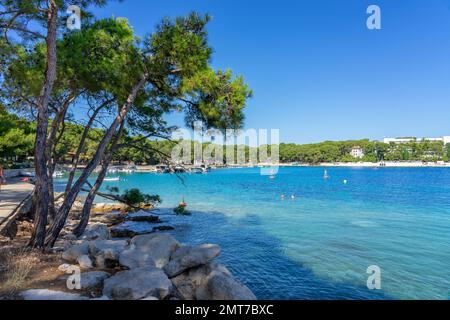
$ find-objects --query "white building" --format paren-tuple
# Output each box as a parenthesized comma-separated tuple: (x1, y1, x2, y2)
(350, 146, 364, 159)
(384, 136, 450, 145)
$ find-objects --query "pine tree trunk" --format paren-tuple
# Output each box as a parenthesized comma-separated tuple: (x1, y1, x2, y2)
(74, 123, 125, 237)
(44, 74, 148, 248)
(46, 97, 73, 220)
(28, 1, 58, 249)
(65, 99, 112, 195)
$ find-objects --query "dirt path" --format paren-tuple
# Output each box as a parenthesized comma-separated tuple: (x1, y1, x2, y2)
(0, 178, 34, 224)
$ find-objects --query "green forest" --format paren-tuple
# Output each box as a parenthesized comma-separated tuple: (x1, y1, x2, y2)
(1, 106, 449, 167)
(278, 140, 449, 163)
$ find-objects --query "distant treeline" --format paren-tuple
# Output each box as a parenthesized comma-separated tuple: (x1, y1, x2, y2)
(2, 109, 449, 166)
(278, 140, 450, 163)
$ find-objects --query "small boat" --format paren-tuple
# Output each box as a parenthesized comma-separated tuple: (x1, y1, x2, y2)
(156, 165, 170, 174)
(119, 165, 137, 174)
(191, 167, 206, 174)
(197, 164, 211, 173)
(104, 177, 120, 182)
(20, 171, 35, 178)
(174, 166, 187, 173)
(269, 169, 276, 180)
(324, 169, 330, 180)
(52, 171, 64, 178)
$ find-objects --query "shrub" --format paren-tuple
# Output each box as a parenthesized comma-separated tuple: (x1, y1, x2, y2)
(121, 189, 161, 207)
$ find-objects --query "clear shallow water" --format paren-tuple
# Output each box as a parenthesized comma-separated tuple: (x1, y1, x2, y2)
(67, 167, 450, 300)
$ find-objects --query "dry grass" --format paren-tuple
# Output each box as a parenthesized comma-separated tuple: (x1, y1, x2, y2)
(0, 247, 40, 297)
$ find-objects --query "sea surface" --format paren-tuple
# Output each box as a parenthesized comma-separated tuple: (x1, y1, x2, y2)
(60, 167, 450, 300)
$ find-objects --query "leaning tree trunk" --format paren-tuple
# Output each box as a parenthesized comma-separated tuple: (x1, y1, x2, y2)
(44, 74, 149, 248)
(74, 123, 125, 237)
(28, 1, 59, 249)
(65, 98, 113, 195)
(46, 97, 73, 220)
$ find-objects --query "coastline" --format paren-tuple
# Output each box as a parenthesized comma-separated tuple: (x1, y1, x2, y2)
(1, 200, 257, 300)
(4, 161, 449, 183)
(133, 161, 450, 173)
(299, 161, 450, 168)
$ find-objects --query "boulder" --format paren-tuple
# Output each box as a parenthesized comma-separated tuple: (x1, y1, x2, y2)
(79, 271, 110, 290)
(127, 216, 160, 223)
(164, 244, 221, 278)
(110, 227, 143, 238)
(60, 232, 78, 241)
(91, 296, 110, 300)
(58, 264, 72, 273)
(111, 221, 154, 238)
(52, 239, 73, 253)
(119, 234, 180, 269)
(77, 255, 93, 269)
(18, 196, 32, 215)
(201, 269, 256, 300)
(172, 263, 256, 301)
(153, 226, 175, 232)
(91, 203, 129, 214)
(62, 242, 89, 263)
(102, 267, 172, 300)
(55, 197, 83, 213)
(21, 289, 88, 300)
(141, 296, 159, 300)
(126, 211, 160, 223)
(111, 223, 175, 238)
(91, 211, 127, 226)
(89, 240, 128, 269)
(79, 223, 110, 241)
(59, 271, 110, 290)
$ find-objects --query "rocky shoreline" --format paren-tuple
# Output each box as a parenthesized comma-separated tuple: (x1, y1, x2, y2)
(19, 204, 256, 301)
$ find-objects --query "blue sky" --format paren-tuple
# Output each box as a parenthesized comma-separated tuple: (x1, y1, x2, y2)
(91, 0, 450, 144)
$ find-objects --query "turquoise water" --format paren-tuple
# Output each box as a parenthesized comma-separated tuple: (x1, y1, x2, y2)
(91, 167, 449, 300)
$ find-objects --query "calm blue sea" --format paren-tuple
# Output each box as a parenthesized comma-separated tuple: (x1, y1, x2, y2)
(68, 167, 450, 300)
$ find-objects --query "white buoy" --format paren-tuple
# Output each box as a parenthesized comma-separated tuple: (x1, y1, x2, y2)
(343, 180, 348, 184)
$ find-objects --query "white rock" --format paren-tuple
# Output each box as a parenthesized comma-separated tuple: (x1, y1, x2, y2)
(77, 255, 93, 269)
(164, 244, 221, 278)
(62, 242, 89, 263)
(141, 296, 159, 300)
(103, 267, 172, 300)
(80, 271, 110, 290)
(79, 223, 110, 241)
(172, 263, 256, 301)
(21, 289, 88, 300)
(119, 234, 180, 269)
(91, 296, 110, 300)
(58, 264, 72, 272)
(201, 269, 257, 300)
(89, 239, 128, 269)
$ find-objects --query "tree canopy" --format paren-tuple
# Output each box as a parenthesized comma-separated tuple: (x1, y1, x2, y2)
(1, 6, 253, 248)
